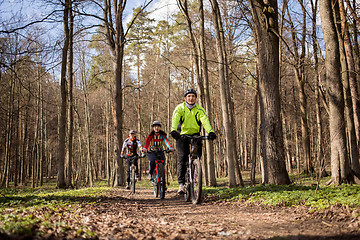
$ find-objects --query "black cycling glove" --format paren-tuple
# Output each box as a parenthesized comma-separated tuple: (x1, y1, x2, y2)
(208, 132, 217, 140)
(170, 130, 180, 140)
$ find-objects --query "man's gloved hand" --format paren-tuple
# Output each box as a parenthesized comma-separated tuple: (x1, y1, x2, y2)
(208, 132, 217, 140)
(170, 130, 180, 140)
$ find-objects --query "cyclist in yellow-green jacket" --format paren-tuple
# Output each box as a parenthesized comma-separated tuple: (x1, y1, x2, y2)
(170, 88, 216, 194)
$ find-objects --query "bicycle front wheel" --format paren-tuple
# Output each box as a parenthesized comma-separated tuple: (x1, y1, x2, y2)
(131, 166, 136, 193)
(184, 183, 191, 202)
(157, 163, 166, 199)
(152, 172, 158, 197)
(191, 158, 202, 204)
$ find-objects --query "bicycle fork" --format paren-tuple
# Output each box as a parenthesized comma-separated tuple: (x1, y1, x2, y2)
(188, 157, 194, 184)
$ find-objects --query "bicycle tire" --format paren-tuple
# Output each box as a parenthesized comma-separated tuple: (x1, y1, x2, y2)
(191, 158, 202, 204)
(184, 183, 191, 202)
(158, 163, 166, 199)
(131, 166, 136, 193)
(152, 172, 158, 197)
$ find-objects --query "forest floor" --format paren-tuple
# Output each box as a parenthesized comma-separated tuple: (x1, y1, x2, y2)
(20, 185, 358, 240)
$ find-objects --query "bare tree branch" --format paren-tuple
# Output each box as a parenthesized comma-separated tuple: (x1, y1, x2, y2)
(0, 10, 59, 34)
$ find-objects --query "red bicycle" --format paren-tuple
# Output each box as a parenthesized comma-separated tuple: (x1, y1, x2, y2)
(148, 148, 171, 199)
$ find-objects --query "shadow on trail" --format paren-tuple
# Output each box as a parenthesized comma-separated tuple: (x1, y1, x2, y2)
(0, 186, 208, 209)
(100, 188, 194, 208)
(0, 194, 122, 208)
(267, 233, 360, 240)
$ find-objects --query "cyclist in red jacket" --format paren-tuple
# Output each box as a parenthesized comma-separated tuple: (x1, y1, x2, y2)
(142, 121, 175, 180)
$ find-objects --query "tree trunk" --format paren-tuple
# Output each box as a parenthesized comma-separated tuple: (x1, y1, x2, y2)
(251, 79, 259, 185)
(210, 0, 237, 187)
(335, 2, 358, 183)
(16, 86, 22, 187)
(319, 0, 351, 185)
(39, 70, 45, 186)
(84, 83, 93, 187)
(311, 0, 328, 178)
(339, 0, 360, 180)
(286, 1, 313, 174)
(136, 52, 142, 180)
(106, 77, 111, 186)
(249, 0, 290, 185)
(58, 0, 70, 189)
(32, 82, 40, 188)
(243, 88, 248, 170)
(103, 0, 128, 186)
(22, 81, 31, 186)
(2, 75, 15, 187)
(113, 48, 125, 186)
(199, 0, 216, 186)
(150, 51, 160, 124)
(66, 3, 74, 188)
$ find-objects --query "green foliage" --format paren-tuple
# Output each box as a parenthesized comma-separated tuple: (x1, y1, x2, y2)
(0, 183, 110, 237)
(1, 178, 360, 238)
(204, 184, 360, 210)
(0, 214, 39, 236)
(0, 186, 111, 210)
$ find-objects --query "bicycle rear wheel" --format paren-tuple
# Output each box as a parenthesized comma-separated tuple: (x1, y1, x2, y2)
(191, 158, 202, 204)
(157, 163, 166, 199)
(131, 166, 136, 193)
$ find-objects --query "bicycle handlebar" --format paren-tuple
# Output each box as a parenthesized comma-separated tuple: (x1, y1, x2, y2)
(120, 154, 146, 159)
(180, 135, 210, 140)
(147, 148, 172, 154)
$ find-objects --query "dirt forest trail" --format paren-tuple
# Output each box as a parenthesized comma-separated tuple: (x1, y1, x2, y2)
(73, 187, 360, 240)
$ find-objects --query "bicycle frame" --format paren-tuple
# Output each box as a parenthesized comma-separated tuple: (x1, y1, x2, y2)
(155, 159, 165, 183)
(148, 148, 171, 199)
(122, 154, 144, 193)
(148, 149, 171, 173)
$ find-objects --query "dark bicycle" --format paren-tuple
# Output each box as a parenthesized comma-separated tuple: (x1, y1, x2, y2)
(122, 154, 145, 193)
(148, 148, 171, 199)
(181, 135, 209, 204)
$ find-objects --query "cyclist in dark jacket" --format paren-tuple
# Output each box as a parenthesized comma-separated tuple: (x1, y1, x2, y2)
(120, 130, 143, 189)
(142, 121, 174, 180)
(170, 89, 216, 193)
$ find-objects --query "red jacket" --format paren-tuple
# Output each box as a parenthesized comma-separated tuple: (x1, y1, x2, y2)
(143, 130, 172, 151)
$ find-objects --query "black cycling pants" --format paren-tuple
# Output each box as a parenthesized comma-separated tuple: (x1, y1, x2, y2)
(176, 137, 202, 184)
(126, 157, 139, 183)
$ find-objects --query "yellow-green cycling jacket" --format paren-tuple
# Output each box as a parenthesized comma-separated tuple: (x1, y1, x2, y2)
(171, 102, 214, 135)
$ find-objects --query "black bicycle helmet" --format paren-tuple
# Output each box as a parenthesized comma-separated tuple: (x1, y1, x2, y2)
(152, 121, 161, 127)
(184, 88, 197, 97)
